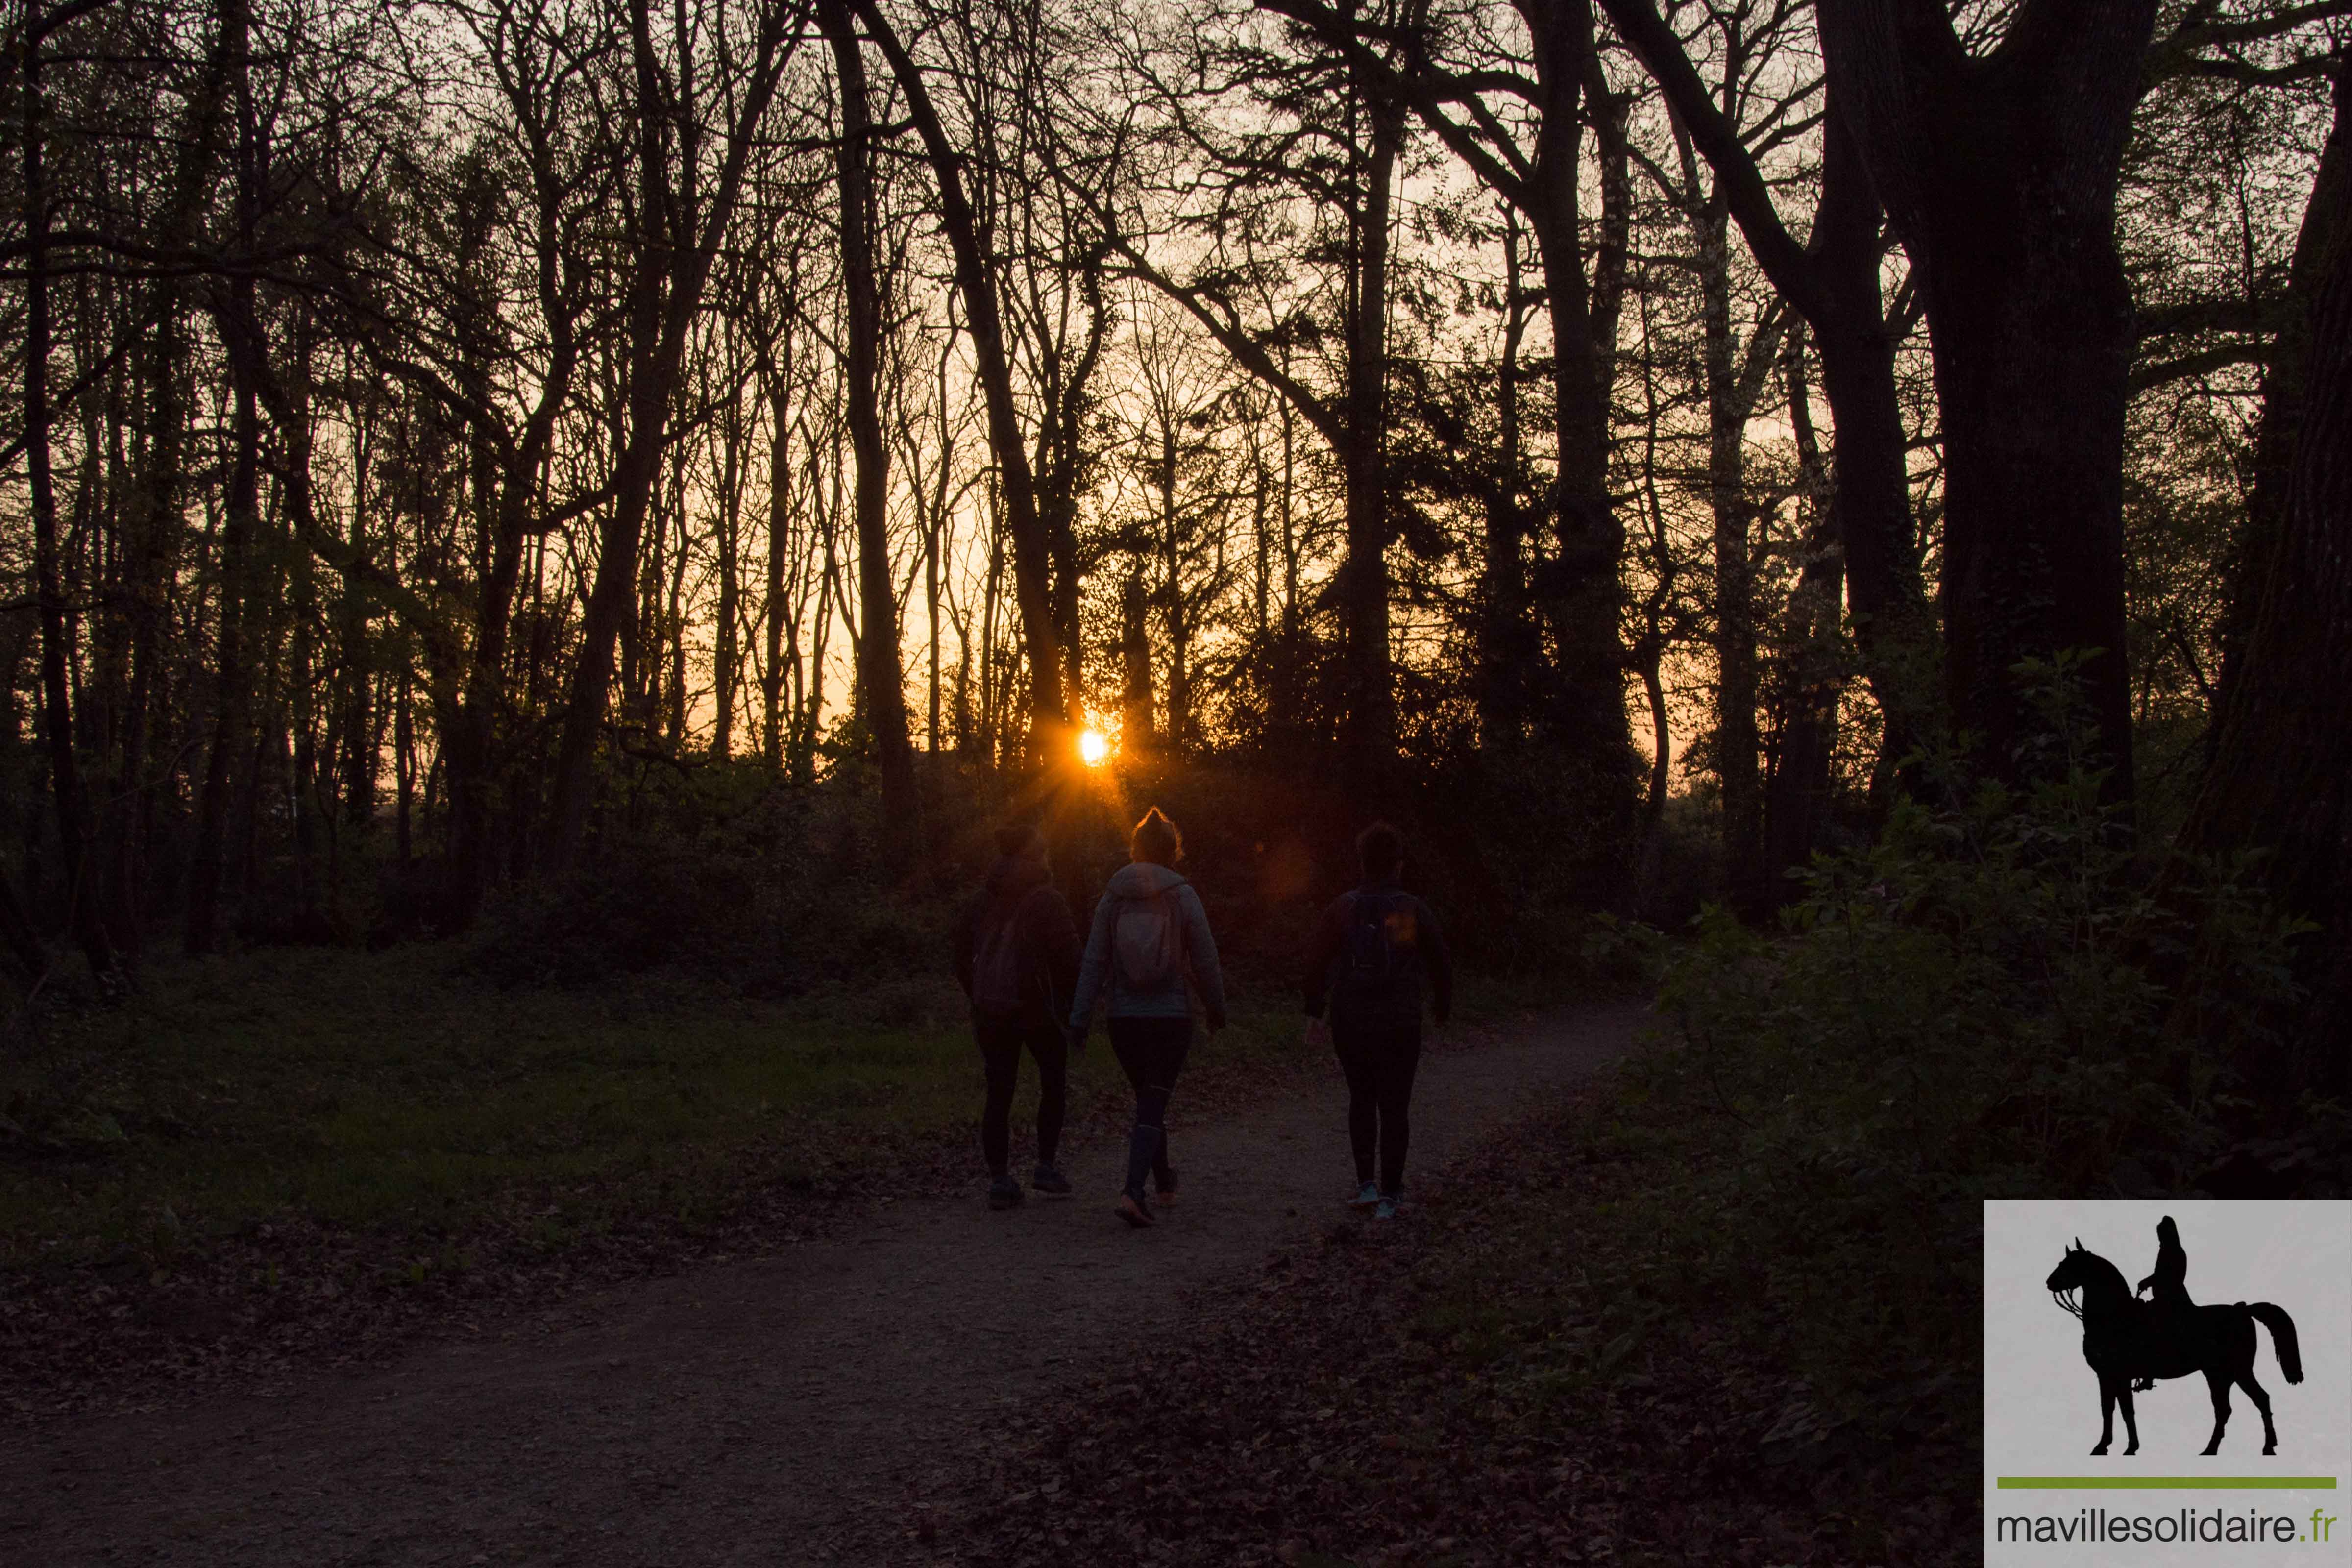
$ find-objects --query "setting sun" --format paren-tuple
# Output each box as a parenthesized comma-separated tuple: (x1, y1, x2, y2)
(1078, 728, 1112, 767)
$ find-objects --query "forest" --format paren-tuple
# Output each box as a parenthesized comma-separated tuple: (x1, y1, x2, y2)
(4, 0, 2347, 1023)
(0, 0, 2341, 961)
(4, 0, 2352, 1555)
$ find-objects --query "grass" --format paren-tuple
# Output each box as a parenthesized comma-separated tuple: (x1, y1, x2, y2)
(0, 942, 1334, 1272)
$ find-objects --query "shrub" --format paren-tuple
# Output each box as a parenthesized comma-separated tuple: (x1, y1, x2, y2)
(1636, 655, 2318, 1450)
(463, 784, 952, 992)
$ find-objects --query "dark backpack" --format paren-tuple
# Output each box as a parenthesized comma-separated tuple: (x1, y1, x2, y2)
(1338, 890, 1413, 1005)
(1113, 881, 1187, 991)
(971, 888, 1041, 1018)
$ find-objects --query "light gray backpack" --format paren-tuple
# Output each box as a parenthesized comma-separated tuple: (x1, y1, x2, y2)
(1112, 880, 1188, 990)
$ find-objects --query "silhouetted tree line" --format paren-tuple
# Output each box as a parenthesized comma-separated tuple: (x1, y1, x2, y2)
(1, 0, 2346, 1054)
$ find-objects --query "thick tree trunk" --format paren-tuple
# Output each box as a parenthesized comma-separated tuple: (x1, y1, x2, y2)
(1818, 0, 2156, 800)
(2180, 62, 2352, 1082)
(1523, 0, 1636, 898)
(1806, 112, 1931, 788)
(2210, 59, 2352, 754)
(825, 0, 921, 850)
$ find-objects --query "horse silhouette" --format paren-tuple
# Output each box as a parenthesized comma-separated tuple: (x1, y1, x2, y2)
(2046, 1233, 2303, 1456)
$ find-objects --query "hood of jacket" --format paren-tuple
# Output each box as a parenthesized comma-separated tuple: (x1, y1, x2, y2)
(1106, 861, 1187, 899)
(985, 853, 1053, 898)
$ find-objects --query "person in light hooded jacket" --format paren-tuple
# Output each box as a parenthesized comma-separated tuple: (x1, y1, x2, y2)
(1067, 807, 1226, 1228)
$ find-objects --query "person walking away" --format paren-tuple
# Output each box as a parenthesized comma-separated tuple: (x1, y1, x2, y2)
(1067, 808, 1226, 1228)
(1304, 822, 1453, 1221)
(955, 823, 1080, 1210)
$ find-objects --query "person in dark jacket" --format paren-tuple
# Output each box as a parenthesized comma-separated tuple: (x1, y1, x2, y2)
(1068, 807, 1226, 1229)
(955, 823, 1082, 1209)
(1304, 822, 1453, 1220)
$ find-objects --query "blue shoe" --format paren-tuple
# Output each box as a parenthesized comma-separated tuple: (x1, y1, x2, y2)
(1373, 1194, 1401, 1221)
(1348, 1181, 1381, 1209)
(988, 1176, 1024, 1210)
(1030, 1163, 1072, 1196)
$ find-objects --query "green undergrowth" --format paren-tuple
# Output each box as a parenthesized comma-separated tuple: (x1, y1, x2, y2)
(0, 943, 1554, 1276)
(0, 943, 1365, 1273)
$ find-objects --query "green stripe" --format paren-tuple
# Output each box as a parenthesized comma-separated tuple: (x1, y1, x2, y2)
(1997, 1477, 2338, 1490)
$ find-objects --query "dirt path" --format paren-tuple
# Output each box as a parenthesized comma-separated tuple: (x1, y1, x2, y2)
(1, 1002, 1644, 1566)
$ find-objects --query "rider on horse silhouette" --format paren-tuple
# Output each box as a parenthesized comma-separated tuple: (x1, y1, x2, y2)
(2132, 1216, 2193, 1390)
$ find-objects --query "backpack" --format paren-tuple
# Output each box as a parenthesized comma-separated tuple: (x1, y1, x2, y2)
(1338, 890, 1413, 1006)
(971, 888, 1041, 1018)
(1113, 881, 1187, 991)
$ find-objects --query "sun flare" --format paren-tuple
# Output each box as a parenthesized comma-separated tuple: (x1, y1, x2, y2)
(1078, 728, 1112, 767)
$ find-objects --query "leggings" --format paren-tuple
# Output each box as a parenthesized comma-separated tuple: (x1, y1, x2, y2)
(975, 1013, 1068, 1176)
(1108, 1015, 1191, 1199)
(1334, 1022, 1422, 1196)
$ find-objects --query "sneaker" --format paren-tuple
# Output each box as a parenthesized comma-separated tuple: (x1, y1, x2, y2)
(988, 1176, 1024, 1210)
(1373, 1195, 1401, 1221)
(1116, 1193, 1157, 1228)
(1348, 1181, 1381, 1209)
(1030, 1163, 1073, 1196)
(1154, 1167, 1178, 1205)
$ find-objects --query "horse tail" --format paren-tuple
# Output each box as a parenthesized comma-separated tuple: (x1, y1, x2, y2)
(2245, 1302, 2304, 1384)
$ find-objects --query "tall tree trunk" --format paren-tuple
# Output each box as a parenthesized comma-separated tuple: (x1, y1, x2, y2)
(664, 449, 690, 749)
(1160, 426, 1192, 756)
(20, 9, 117, 978)
(115, 87, 230, 943)
(540, 0, 788, 874)
(1817, 0, 2154, 799)
(713, 388, 743, 760)
(1805, 111, 1931, 792)
(1763, 329, 1847, 898)
(2210, 58, 2352, 754)
(1699, 191, 1764, 909)
(1342, 92, 1402, 785)
(762, 366, 793, 769)
(925, 501, 942, 754)
(339, 391, 378, 830)
(287, 335, 320, 909)
(2180, 55, 2352, 1082)
(1121, 573, 1156, 751)
(1522, 0, 1636, 900)
(1599, 2, 1933, 793)
(824, 0, 921, 847)
(185, 0, 267, 958)
(395, 644, 415, 868)
(853, 0, 1070, 757)
(2178, 141, 2352, 1082)
(1482, 211, 1535, 742)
